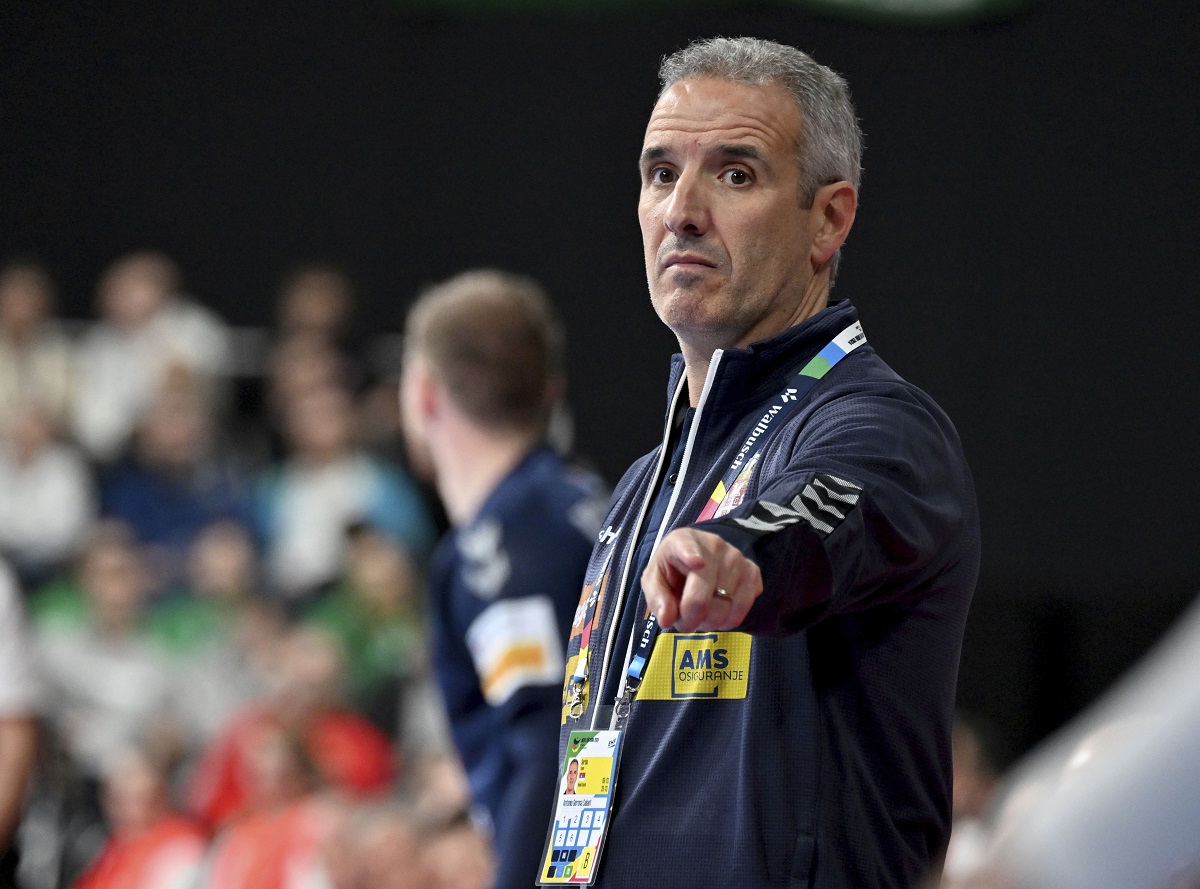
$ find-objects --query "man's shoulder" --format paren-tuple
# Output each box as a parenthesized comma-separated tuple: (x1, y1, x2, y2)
(801, 348, 962, 441)
(611, 448, 662, 498)
(486, 451, 607, 532)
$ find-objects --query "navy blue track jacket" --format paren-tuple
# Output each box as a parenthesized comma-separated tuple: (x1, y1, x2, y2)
(431, 446, 607, 889)
(557, 300, 980, 888)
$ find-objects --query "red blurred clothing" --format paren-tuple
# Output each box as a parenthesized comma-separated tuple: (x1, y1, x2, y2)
(202, 798, 332, 889)
(187, 703, 396, 828)
(73, 814, 206, 889)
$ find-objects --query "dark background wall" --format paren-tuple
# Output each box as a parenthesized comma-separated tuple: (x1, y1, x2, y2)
(3, 0, 1198, 762)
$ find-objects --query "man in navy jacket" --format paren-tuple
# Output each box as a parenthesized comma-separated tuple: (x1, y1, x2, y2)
(550, 37, 979, 888)
(401, 270, 607, 889)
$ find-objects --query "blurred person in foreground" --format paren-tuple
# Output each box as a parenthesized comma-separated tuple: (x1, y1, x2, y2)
(970, 596, 1200, 889)
(0, 559, 39, 888)
(399, 269, 608, 889)
(71, 250, 230, 463)
(547, 37, 978, 888)
(940, 713, 1002, 889)
(0, 259, 74, 430)
(71, 744, 206, 889)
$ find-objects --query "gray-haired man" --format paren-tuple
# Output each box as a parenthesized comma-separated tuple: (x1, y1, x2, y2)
(541, 37, 978, 889)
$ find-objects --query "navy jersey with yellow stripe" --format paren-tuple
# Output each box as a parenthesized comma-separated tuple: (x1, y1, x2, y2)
(430, 446, 607, 889)
(557, 300, 979, 889)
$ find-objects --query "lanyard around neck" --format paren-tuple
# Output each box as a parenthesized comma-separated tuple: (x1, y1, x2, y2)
(614, 321, 867, 726)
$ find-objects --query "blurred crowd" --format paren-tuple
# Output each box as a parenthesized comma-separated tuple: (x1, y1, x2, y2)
(9, 249, 1194, 889)
(0, 251, 494, 889)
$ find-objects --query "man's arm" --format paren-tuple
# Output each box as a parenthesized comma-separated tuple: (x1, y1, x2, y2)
(435, 506, 589, 889)
(491, 685, 563, 889)
(0, 716, 37, 852)
(456, 590, 569, 889)
(644, 388, 975, 635)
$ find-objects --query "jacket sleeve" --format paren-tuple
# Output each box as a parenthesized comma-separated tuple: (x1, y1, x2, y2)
(693, 385, 976, 636)
(435, 510, 592, 889)
(488, 686, 564, 889)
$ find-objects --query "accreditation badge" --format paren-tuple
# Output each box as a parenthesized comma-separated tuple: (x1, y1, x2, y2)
(537, 729, 623, 885)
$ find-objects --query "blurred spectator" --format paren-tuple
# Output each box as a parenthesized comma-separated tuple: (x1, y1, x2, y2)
(187, 625, 396, 831)
(0, 559, 39, 888)
(354, 378, 451, 546)
(421, 816, 496, 889)
(266, 335, 347, 430)
(71, 251, 231, 462)
(257, 383, 433, 602)
(316, 801, 433, 889)
(407, 751, 472, 829)
(197, 724, 336, 889)
(303, 522, 426, 735)
(942, 713, 1002, 889)
(0, 401, 94, 586)
(70, 745, 206, 889)
(275, 265, 354, 351)
(32, 522, 177, 784)
(355, 379, 408, 463)
(358, 804, 436, 889)
(261, 265, 362, 462)
(0, 260, 74, 430)
(147, 520, 284, 745)
(100, 381, 254, 592)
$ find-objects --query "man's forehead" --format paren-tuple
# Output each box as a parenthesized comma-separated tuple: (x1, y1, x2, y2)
(642, 77, 802, 155)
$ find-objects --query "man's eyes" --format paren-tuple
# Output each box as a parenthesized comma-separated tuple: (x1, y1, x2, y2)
(643, 166, 752, 185)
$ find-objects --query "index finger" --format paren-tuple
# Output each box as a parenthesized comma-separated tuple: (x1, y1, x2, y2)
(641, 529, 714, 629)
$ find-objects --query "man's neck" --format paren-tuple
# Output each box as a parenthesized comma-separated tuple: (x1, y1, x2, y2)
(681, 283, 829, 407)
(433, 422, 542, 526)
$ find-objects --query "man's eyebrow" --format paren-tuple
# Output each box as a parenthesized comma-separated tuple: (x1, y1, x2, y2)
(640, 146, 669, 166)
(638, 143, 764, 170)
(714, 144, 763, 161)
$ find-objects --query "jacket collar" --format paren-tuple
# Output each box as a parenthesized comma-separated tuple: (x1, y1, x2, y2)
(665, 299, 862, 414)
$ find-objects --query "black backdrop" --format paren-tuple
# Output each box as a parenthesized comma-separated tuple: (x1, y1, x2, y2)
(3, 0, 1198, 760)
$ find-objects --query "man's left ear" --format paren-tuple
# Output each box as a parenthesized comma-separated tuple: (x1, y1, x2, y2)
(808, 181, 858, 268)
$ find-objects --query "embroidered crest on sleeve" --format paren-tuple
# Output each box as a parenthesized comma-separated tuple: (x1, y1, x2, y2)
(726, 473, 862, 538)
(458, 518, 511, 600)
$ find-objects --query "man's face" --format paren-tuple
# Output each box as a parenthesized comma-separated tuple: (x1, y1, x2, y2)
(639, 77, 816, 355)
(566, 759, 579, 790)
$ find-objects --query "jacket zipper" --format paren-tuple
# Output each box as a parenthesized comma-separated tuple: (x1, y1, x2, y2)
(590, 350, 727, 729)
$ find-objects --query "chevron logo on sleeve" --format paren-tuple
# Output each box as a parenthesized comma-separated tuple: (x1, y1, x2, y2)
(728, 473, 861, 538)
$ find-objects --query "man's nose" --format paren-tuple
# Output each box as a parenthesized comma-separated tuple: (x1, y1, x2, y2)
(663, 173, 710, 237)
